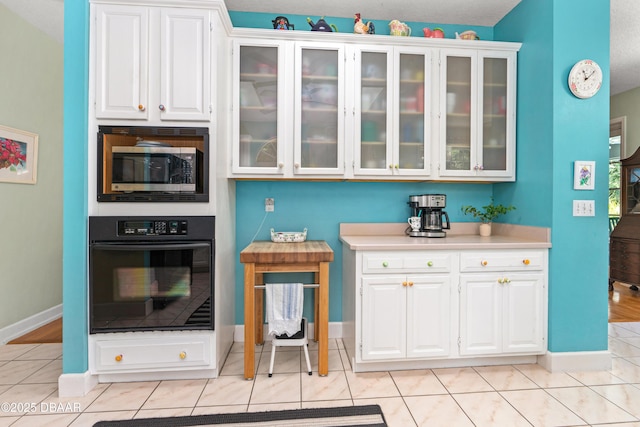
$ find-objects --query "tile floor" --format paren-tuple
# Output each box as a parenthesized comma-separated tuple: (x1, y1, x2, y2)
(4, 324, 640, 426)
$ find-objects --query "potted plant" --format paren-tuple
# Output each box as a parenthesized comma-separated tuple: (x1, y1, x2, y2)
(461, 199, 516, 236)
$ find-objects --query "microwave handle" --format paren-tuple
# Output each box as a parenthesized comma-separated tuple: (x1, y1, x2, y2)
(91, 242, 211, 251)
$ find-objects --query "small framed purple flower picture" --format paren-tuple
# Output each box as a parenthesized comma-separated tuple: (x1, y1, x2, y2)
(574, 160, 595, 190)
(0, 125, 38, 184)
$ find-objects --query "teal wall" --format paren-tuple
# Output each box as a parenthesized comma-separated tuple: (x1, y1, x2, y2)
(496, 0, 610, 352)
(63, 0, 610, 374)
(62, 1, 89, 373)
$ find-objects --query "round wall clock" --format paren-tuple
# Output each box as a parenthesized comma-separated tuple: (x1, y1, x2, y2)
(568, 59, 603, 99)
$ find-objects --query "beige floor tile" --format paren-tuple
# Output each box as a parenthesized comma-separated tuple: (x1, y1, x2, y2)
(610, 337, 640, 357)
(303, 348, 344, 372)
(0, 416, 20, 426)
(134, 407, 192, 418)
(453, 391, 532, 427)
(345, 371, 400, 399)
(257, 347, 301, 374)
(0, 383, 57, 415)
(474, 365, 539, 390)
(141, 379, 207, 409)
(250, 373, 301, 405)
(248, 402, 301, 412)
(500, 389, 587, 426)
(566, 369, 626, 386)
(21, 359, 62, 384)
(68, 410, 136, 427)
(591, 383, 640, 419)
(11, 413, 79, 427)
(514, 363, 584, 388)
(220, 351, 258, 377)
(432, 367, 493, 393)
(390, 369, 448, 396)
(610, 323, 640, 338)
(197, 375, 254, 406)
(0, 360, 50, 385)
(86, 381, 159, 412)
(307, 339, 339, 351)
(404, 394, 473, 427)
(301, 370, 351, 401)
(614, 323, 640, 335)
(611, 358, 640, 383)
(16, 343, 63, 360)
(301, 399, 353, 409)
(38, 382, 109, 415)
(339, 349, 352, 370)
(0, 345, 37, 361)
(192, 404, 248, 415)
(355, 397, 417, 427)
(547, 386, 637, 425)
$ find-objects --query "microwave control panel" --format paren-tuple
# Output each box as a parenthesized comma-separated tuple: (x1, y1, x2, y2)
(118, 220, 188, 236)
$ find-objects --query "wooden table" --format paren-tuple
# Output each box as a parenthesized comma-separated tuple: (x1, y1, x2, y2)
(240, 240, 334, 380)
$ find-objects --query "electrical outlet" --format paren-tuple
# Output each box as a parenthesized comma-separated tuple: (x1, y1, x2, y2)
(265, 198, 274, 212)
(573, 200, 595, 216)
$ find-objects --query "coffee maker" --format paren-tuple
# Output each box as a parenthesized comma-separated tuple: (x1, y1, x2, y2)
(407, 194, 451, 237)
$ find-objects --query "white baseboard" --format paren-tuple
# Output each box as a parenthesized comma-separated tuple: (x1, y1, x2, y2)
(58, 371, 98, 398)
(0, 304, 62, 345)
(537, 350, 612, 372)
(234, 321, 343, 342)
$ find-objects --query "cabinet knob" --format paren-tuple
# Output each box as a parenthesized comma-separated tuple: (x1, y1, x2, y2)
(179, 351, 187, 360)
(395, 164, 399, 169)
(402, 281, 408, 287)
(382, 261, 389, 267)
(427, 261, 433, 267)
(504, 277, 511, 284)
(137, 104, 145, 111)
(158, 104, 166, 111)
(481, 260, 488, 266)
(408, 281, 414, 287)
(278, 163, 284, 168)
(388, 164, 393, 169)
(115, 354, 123, 362)
(523, 259, 531, 265)
(294, 163, 300, 169)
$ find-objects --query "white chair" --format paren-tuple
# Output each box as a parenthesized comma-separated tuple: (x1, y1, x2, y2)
(268, 317, 312, 377)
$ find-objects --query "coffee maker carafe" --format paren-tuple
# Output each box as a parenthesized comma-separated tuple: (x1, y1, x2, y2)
(407, 194, 451, 237)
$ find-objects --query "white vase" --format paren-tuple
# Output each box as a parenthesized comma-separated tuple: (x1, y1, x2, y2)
(479, 223, 492, 237)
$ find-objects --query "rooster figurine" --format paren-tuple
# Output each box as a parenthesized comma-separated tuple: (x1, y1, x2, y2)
(354, 13, 375, 34)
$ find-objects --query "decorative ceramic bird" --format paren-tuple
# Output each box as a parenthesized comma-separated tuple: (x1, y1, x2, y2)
(354, 13, 374, 34)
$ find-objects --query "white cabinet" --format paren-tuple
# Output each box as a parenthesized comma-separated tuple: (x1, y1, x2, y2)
(351, 46, 432, 178)
(459, 250, 547, 356)
(361, 274, 450, 360)
(438, 49, 517, 180)
(231, 39, 345, 177)
(342, 245, 547, 371)
(357, 251, 454, 361)
(95, 4, 211, 122)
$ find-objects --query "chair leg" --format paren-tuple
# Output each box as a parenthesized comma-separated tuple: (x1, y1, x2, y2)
(303, 342, 312, 375)
(268, 343, 276, 378)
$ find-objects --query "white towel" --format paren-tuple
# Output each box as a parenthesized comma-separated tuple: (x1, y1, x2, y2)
(265, 283, 303, 337)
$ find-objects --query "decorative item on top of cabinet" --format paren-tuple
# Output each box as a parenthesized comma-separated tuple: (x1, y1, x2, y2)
(307, 17, 337, 32)
(94, 4, 211, 122)
(273, 16, 294, 30)
(354, 14, 375, 34)
(389, 20, 411, 37)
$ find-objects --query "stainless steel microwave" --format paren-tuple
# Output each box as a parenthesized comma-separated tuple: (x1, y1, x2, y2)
(97, 126, 209, 202)
(111, 146, 200, 193)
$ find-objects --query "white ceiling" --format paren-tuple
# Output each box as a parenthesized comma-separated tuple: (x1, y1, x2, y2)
(0, 0, 636, 95)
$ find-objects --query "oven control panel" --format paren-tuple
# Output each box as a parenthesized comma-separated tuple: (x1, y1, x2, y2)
(118, 220, 188, 236)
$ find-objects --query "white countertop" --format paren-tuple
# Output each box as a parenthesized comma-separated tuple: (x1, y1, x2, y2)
(339, 223, 551, 251)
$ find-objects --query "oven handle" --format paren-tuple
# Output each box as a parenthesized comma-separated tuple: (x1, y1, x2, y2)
(91, 242, 210, 251)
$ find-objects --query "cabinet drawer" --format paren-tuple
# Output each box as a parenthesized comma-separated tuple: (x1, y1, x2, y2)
(95, 337, 210, 372)
(362, 252, 453, 273)
(460, 251, 544, 272)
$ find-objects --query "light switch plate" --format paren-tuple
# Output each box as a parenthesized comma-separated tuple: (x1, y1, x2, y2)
(573, 200, 595, 216)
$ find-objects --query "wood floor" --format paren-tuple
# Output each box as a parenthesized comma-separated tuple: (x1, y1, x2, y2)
(3, 285, 640, 344)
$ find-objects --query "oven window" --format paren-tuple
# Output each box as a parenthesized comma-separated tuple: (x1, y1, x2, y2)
(90, 242, 213, 333)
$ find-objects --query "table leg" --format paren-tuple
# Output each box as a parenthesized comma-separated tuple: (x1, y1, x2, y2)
(255, 273, 264, 345)
(314, 273, 319, 342)
(318, 262, 329, 376)
(244, 263, 256, 380)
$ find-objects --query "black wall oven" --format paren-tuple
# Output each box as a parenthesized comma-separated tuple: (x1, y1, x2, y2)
(89, 216, 214, 334)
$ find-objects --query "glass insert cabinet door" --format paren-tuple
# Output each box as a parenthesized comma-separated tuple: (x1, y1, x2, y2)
(481, 53, 510, 174)
(233, 42, 284, 173)
(356, 49, 391, 172)
(395, 49, 430, 174)
(441, 51, 475, 175)
(294, 42, 345, 175)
